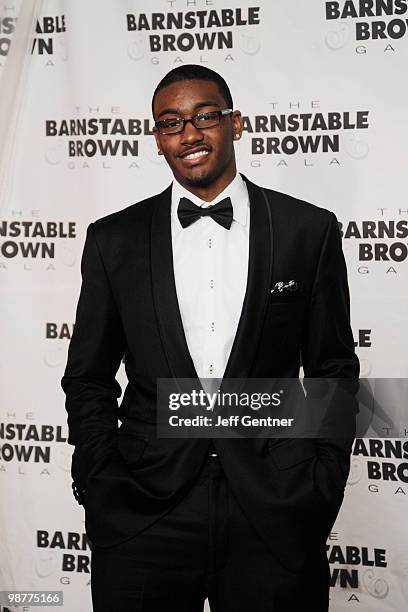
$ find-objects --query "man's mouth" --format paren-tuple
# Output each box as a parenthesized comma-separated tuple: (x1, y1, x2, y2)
(179, 147, 211, 164)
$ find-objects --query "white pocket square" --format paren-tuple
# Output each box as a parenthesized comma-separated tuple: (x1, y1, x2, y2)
(270, 280, 298, 294)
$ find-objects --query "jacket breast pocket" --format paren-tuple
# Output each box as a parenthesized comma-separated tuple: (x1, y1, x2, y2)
(268, 292, 305, 307)
(117, 433, 147, 467)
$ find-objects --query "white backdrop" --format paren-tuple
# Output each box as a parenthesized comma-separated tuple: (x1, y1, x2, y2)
(0, 1, 407, 611)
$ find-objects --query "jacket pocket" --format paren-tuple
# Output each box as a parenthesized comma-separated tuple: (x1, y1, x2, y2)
(268, 294, 303, 305)
(117, 433, 147, 467)
(267, 438, 317, 469)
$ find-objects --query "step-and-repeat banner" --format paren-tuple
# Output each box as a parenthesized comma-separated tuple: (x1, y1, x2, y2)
(0, 1, 407, 611)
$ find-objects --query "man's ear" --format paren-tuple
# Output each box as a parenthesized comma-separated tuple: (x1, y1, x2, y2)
(232, 110, 243, 141)
(152, 126, 163, 154)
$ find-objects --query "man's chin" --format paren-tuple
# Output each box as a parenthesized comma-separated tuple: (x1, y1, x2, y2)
(180, 168, 215, 188)
(184, 176, 212, 188)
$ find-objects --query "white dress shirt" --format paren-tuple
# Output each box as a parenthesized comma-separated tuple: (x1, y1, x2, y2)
(171, 172, 250, 381)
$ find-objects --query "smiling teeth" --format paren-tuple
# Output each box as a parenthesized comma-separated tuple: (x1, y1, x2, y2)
(184, 150, 209, 160)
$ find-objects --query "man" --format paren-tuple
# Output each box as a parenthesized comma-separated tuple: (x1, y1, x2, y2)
(61, 64, 359, 611)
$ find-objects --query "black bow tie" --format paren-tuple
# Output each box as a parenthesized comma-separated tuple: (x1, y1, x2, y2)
(177, 196, 233, 230)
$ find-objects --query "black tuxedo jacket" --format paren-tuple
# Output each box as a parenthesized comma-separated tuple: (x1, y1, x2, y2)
(61, 173, 359, 572)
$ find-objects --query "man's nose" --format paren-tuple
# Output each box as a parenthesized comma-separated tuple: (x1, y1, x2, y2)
(181, 119, 204, 143)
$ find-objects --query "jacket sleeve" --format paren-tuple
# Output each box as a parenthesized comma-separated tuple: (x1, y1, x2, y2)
(61, 222, 126, 504)
(301, 211, 360, 493)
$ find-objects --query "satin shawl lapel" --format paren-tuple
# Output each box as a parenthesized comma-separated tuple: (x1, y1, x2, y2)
(150, 175, 273, 383)
(150, 184, 198, 380)
(221, 174, 273, 383)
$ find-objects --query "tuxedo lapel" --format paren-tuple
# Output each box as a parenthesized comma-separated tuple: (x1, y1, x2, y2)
(150, 174, 273, 384)
(150, 184, 199, 380)
(221, 174, 273, 382)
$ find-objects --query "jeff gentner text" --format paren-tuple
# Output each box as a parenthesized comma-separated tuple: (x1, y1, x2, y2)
(168, 415, 295, 428)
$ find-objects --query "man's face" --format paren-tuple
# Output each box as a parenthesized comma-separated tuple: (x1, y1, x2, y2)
(152, 79, 242, 189)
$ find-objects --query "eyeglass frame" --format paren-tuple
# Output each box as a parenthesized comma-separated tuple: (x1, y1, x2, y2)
(154, 108, 233, 135)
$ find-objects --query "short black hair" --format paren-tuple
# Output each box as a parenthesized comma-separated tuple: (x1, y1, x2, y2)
(151, 64, 233, 119)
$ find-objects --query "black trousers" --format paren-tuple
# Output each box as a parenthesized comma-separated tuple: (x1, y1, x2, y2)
(90, 453, 330, 612)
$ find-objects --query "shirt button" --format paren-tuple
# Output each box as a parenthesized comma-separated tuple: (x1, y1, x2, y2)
(207, 238, 213, 248)
(209, 279, 214, 288)
(209, 364, 214, 374)
(211, 322, 215, 332)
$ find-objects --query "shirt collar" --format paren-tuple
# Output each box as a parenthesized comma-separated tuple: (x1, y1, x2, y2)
(171, 172, 249, 234)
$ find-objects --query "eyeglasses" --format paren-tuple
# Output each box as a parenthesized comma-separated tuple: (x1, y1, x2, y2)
(155, 109, 233, 135)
